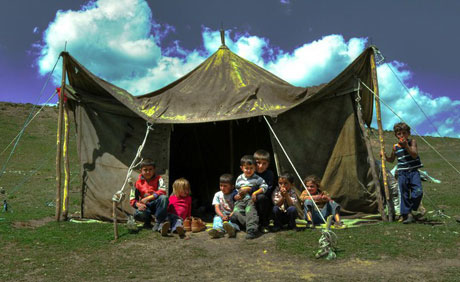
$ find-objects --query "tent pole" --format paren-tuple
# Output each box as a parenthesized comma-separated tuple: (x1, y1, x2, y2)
(55, 53, 67, 222)
(62, 101, 70, 220)
(354, 91, 387, 221)
(113, 201, 118, 240)
(370, 51, 395, 221)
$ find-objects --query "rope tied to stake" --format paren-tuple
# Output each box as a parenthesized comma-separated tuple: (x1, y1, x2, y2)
(315, 216, 338, 260)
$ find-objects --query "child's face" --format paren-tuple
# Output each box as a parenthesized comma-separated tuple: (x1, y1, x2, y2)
(240, 164, 256, 178)
(178, 188, 190, 198)
(140, 165, 155, 180)
(255, 159, 269, 174)
(278, 177, 292, 191)
(395, 130, 409, 141)
(305, 181, 318, 195)
(220, 182, 234, 195)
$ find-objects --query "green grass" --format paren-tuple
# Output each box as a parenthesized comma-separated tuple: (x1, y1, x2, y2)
(1, 102, 460, 280)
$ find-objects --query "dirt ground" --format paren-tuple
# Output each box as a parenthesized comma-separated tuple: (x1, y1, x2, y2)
(7, 218, 460, 281)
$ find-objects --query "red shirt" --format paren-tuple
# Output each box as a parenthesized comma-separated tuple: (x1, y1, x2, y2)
(168, 195, 192, 220)
(129, 174, 166, 207)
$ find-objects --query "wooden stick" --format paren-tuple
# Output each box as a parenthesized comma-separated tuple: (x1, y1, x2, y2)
(55, 53, 67, 222)
(113, 201, 118, 240)
(62, 102, 70, 220)
(370, 51, 395, 221)
(355, 93, 387, 221)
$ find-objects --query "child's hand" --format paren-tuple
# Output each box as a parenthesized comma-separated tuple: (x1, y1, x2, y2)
(141, 197, 149, 204)
(251, 193, 258, 203)
(280, 187, 287, 195)
(234, 194, 242, 201)
(222, 215, 229, 221)
(398, 137, 408, 148)
(137, 202, 146, 211)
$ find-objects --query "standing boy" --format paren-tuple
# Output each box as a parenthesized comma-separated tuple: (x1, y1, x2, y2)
(208, 174, 240, 239)
(253, 149, 275, 233)
(231, 155, 268, 239)
(130, 158, 169, 234)
(383, 122, 423, 224)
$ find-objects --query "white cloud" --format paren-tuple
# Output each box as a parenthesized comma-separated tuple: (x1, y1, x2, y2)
(374, 61, 460, 138)
(37, 0, 460, 138)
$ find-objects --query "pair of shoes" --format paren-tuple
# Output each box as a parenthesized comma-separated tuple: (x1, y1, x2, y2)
(183, 217, 192, 232)
(259, 226, 270, 234)
(245, 230, 258, 240)
(192, 217, 207, 233)
(160, 221, 170, 236)
(270, 225, 281, 232)
(223, 222, 236, 238)
(402, 214, 415, 224)
(208, 228, 225, 239)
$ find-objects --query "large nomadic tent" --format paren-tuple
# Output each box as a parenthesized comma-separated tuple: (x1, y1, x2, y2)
(61, 39, 382, 221)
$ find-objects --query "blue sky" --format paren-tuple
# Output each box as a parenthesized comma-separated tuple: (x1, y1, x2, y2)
(1, 0, 459, 137)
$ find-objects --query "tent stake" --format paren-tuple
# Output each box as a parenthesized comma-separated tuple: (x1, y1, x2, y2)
(355, 91, 387, 221)
(55, 53, 67, 222)
(113, 201, 118, 240)
(370, 51, 395, 221)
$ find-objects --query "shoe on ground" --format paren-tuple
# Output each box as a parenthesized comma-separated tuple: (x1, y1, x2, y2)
(143, 222, 153, 229)
(403, 214, 415, 224)
(208, 228, 224, 239)
(160, 221, 170, 236)
(259, 226, 270, 234)
(270, 225, 281, 232)
(333, 221, 345, 229)
(192, 217, 207, 233)
(223, 222, 236, 238)
(152, 222, 160, 232)
(412, 212, 426, 222)
(245, 230, 257, 240)
(183, 217, 192, 232)
(176, 225, 185, 238)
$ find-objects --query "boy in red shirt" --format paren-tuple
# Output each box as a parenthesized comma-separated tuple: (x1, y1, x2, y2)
(130, 159, 169, 234)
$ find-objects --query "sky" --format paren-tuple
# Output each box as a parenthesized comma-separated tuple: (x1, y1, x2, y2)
(0, 0, 459, 137)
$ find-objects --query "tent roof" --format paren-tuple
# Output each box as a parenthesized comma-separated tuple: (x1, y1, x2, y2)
(63, 45, 376, 124)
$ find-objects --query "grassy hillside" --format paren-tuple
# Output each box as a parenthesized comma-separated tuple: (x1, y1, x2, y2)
(0, 102, 459, 281)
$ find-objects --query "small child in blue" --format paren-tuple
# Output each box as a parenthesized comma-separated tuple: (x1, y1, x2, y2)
(208, 174, 240, 239)
(383, 122, 423, 224)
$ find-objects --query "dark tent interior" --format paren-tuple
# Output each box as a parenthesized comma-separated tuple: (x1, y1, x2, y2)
(169, 118, 276, 215)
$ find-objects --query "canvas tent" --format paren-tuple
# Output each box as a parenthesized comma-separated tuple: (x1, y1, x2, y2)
(62, 42, 380, 221)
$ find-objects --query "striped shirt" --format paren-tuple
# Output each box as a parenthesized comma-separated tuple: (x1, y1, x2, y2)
(394, 139, 423, 171)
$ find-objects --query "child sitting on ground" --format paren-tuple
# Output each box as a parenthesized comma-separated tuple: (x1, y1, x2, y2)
(231, 155, 268, 239)
(166, 178, 192, 237)
(208, 174, 240, 239)
(253, 149, 275, 233)
(300, 175, 343, 228)
(271, 172, 298, 231)
(129, 158, 169, 234)
(382, 122, 424, 224)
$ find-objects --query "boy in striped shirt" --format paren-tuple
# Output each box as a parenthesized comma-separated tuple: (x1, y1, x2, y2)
(383, 122, 423, 224)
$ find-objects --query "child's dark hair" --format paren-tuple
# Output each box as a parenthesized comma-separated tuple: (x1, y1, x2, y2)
(219, 173, 234, 184)
(240, 155, 256, 166)
(140, 158, 155, 168)
(254, 149, 270, 162)
(304, 175, 321, 191)
(279, 171, 295, 184)
(393, 122, 411, 135)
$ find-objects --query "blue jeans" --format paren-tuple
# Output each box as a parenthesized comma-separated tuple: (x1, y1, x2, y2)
(273, 205, 297, 229)
(134, 195, 169, 224)
(212, 215, 240, 232)
(398, 170, 423, 215)
(303, 199, 340, 225)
